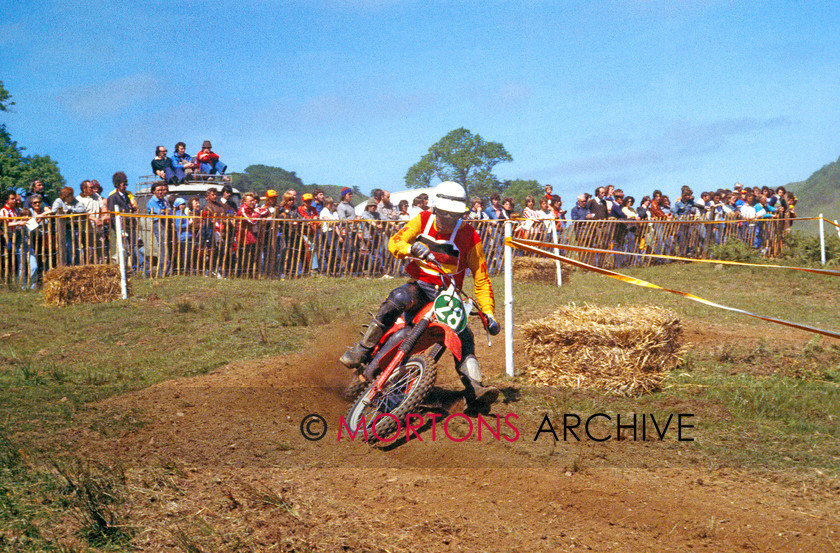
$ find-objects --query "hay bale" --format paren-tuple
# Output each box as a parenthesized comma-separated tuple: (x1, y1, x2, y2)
(513, 256, 572, 283)
(521, 304, 684, 396)
(42, 265, 129, 306)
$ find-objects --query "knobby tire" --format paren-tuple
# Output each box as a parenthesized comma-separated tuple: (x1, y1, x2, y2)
(344, 354, 437, 443)
(342, 374, 367, 402)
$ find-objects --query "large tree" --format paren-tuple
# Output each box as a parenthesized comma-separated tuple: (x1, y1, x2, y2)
(0, 81, 65, 196)
(404, 127, 512, 198)
(0, 125, 24, 192)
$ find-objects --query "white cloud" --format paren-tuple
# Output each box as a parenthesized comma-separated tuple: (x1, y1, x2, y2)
(484, 82, 531, 110)
(62, 73, 164, 119)
(539, 116, 791, 179)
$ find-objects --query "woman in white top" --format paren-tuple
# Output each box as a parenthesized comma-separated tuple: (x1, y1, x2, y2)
(619, 196, 641, 265)
(397, 199, 411, 222)
(320, 196, 341, 275)
(24, 194, 52, 289)
(537, 196, 555, 235)
(518, 195, 540, 238)
(621, 196, 640, 220)
(467, 197, 489, 221)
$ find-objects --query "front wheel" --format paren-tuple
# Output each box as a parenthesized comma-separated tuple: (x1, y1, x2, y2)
(341, 373, 367, 402)
(344, 355, 437, 442)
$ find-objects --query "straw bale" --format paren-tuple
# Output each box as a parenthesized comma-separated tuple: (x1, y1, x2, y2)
(513, 256, 573, 283)
(521, 304, 684, 396)
(42, 265, 130, 306)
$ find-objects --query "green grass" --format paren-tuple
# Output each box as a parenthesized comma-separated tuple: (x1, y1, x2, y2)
(507, 264, 840, 480)
(0, 276, 395, 438)
(667, 336, 840, 473)
(0, 276, 396, 551)
(0, 265, 838, 549)
(510, 261, 840, 330)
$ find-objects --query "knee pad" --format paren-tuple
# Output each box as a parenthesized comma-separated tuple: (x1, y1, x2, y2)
(387, 283, 421, 312)
(374, 284, 420, 327)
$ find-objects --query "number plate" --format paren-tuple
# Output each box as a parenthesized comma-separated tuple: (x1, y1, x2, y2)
(433, 292, 468, 333)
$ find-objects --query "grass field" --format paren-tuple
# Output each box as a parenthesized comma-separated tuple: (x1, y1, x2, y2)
(0, 262, 838, 550)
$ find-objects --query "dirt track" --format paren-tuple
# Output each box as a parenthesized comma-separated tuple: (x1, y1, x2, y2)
(64, 322, 839, 552)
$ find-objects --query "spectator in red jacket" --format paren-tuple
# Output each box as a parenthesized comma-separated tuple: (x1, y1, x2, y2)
(236, 191, 269, 275)
(297, 193, 317, 219)
(196, 140, 228, 179)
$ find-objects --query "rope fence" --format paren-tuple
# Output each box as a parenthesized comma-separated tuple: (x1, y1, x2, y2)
(0, 211, 812, 288)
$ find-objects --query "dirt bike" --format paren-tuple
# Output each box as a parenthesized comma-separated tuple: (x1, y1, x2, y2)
(343, 255, 494, 442)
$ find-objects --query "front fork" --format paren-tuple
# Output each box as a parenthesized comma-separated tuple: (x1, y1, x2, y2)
(364, 312, 433, 401)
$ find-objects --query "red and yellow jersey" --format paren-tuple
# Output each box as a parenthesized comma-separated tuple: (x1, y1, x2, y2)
(389, 210, 494, 315)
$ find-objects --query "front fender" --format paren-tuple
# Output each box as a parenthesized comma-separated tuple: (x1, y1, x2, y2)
(378, 319, 406, 346)
(411, 321, 462, 361)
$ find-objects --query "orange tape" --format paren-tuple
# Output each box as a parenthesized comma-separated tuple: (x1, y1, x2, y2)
(510, 237, 840, 277)
(506, 237, 840, 341)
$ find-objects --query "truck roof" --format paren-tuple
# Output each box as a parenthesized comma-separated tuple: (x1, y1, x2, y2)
(134, 175, 240, 196)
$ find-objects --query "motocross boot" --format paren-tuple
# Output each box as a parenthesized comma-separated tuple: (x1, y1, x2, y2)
(341, 285, 420, 370)
(458, 355, 499, 408)
(340, 319, 386, 370)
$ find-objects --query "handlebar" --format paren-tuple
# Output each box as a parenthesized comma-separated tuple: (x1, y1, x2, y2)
(405, 254, 496, 334)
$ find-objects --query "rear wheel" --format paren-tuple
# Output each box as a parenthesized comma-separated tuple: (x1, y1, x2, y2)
(344, 355, 437, 442)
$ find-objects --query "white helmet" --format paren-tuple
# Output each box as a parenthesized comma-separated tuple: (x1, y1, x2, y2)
(434, 181, 468, 213)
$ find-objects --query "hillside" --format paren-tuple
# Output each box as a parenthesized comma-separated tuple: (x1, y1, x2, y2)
(231, 164, 368, 203)
(788, 155, 840, 220)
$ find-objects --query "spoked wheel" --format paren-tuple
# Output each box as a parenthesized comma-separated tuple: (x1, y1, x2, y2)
(344, 355, 437, 442)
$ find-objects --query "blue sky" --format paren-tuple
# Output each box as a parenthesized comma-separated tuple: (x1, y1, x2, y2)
(2, 0, 839, 201)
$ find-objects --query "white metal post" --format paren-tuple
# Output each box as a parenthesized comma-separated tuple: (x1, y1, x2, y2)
(504, 221, 514, 378)
(550, 222, 562, 287)
(819, 214, 826, 265)
(114, 207, 128, 299)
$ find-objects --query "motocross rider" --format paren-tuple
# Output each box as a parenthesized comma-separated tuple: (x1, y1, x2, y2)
(340, 181, 502, 408)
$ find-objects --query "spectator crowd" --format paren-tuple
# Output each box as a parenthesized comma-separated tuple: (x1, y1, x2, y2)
(1, 141, 801, 287)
